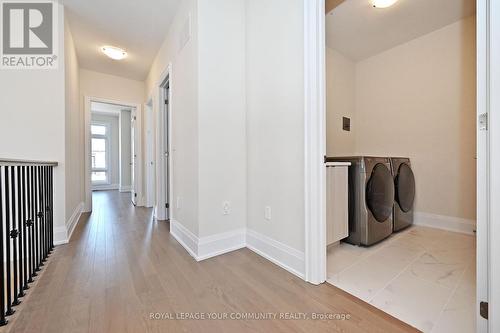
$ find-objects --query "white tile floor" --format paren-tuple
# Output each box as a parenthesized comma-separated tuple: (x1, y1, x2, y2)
(327, 226, 476, 333)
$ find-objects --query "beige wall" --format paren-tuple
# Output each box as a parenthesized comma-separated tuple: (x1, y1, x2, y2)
(327, 16, 477, 221)
(246, 0, 305, 251)
(145, 0, 200, 234)
(326, 47, 356, 156)
(198, 0, 247, 237)
(80, 69, 145, 105)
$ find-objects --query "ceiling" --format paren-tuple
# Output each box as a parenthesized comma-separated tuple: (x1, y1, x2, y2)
(326, 0, 476, 61)
(63, 0, 181, 81)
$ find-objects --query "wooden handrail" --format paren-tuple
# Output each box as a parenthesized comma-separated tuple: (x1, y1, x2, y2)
(0, 158, 58, 166)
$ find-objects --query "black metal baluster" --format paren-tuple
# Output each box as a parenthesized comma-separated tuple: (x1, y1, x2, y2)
(44, 166, 49, 257)
(10, 167, 20, 307)
(17, 167, 25, 298)
(49, 167, 53, 251)
(39, 166, 45, 266)
(4, 167, 14, 316)
(30, 166, 36, 278)
(34, 167, 40, 273)
(0, 166, 7, 326)
(21, 166, 29, 291)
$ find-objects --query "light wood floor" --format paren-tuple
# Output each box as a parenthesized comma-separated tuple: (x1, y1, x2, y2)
(5, 191, 418, 333)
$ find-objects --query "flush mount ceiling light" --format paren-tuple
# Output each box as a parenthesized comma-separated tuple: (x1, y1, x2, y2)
(101, 46, 127, 60)
(371, 0, 399, 8)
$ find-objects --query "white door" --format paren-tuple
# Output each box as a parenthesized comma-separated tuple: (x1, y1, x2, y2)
(163, 83, 170, 219)
(145, 103, 155, 208)
(477, 0, 500, 331)
(131, 111, 137, 205)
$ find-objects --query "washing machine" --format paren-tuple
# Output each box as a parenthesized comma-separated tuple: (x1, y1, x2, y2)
(390, 157, 415, 231)
(326, 156, 394, 246)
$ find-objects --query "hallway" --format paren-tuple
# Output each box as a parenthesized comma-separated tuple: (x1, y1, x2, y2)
(5, 191, 416, 333)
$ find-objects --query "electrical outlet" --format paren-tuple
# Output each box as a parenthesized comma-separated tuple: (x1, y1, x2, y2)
(176, 197, 181, 209)
(222, 201, 231, 215)
(265, 206, 272, 221)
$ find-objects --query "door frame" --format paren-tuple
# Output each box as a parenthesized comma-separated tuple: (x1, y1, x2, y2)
(304, 0, 495, 330)
(144, 97, 155, 208)
(154, 63, 173, 221)
(304, 0, 327, 285)
(479, 0, 500, 331)
(84, 96, 143, 212)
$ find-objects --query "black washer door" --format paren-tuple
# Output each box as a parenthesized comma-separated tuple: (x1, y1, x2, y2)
(395, 163, 415, 212)
(366, 163, 395, 222)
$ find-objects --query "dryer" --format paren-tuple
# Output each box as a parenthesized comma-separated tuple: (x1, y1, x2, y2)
(326, 156, 394, 246)
(390, 157, 415, 231)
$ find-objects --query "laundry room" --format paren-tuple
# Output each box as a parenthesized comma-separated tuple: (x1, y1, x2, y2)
(324, 0, 477, 332)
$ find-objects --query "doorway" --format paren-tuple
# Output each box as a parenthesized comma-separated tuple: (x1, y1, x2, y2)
(84, 97, 143, 212)
(156, 70, 172, 221)
(303, 0, 494, 332)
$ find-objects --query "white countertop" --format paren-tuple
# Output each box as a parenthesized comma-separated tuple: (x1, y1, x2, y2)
(325, 162, 351, 167)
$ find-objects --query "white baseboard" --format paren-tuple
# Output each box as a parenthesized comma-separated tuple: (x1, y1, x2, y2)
(54, 202, 84, 245)
(169, 220, 305, 279)
(170, 220, 246, 261)
(414, 212, 476, 235)
(92, 183, 119, 191)
(53, 226, 69, 246)
(246, 229, 305, 279)
(198, 228, 246, 261)
(119, 185, 132, 193)
(170, 220, 198, 259)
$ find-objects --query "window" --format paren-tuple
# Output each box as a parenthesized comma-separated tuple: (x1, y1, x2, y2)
(91, 123, 110, 184)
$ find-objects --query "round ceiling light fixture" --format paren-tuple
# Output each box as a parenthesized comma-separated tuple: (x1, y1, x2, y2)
(371, 0, 399, 8)
(101, 46, 127, 60)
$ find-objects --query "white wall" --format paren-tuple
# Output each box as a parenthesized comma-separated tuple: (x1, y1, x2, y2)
(0, 4, 69, 243)
(64, 12, 85, 230)
(197, 0, 247, 237)
(326, 47, 356, 156)
(145, 0, 199, 234)
(144, 0, 306, 265)
(91, 113, 120, 187)
(119, 110, 132, 190)
(245, 0, 305, 252)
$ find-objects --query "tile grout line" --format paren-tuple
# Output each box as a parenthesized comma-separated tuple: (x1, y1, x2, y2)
(327, 230, 407, 281)
(429, 260, 472, 333)
(366, 227, 449, 304)
(367, 248, 425, 304)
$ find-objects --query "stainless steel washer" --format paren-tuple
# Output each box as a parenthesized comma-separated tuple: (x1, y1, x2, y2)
(326, 156, 394, 246)
(390, 157, 415, 232)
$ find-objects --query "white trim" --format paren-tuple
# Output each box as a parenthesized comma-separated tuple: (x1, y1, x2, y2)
(84, 96, 143, 212)
(92, 183, 119, 191)
(169, 221, 304, 278)
(170, 220, 198, 259)
(304, 0, 327, 285)
(198, 229, 246, 261)
(486, 0, 500, 330)
(155, 64, 173, 221)
(476, 1, 489, 330)
(144, 97, 155, 208)
(54, 202, 84, 245)
(170, 220, 246, 261)
(246, 229, 305, 280)
(119, 185, 132, 193)
(413, 212, 476, 235)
